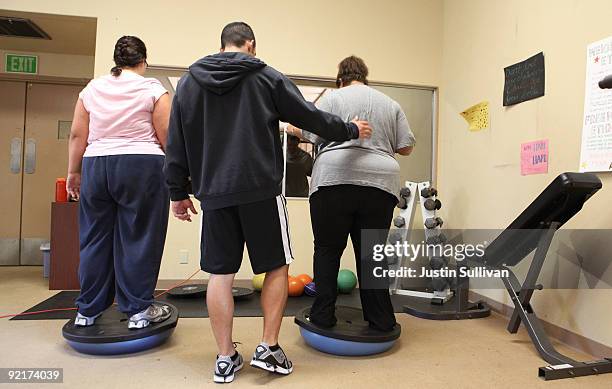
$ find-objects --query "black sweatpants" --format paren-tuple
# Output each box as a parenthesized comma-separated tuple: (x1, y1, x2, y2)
(76, 155, 169, 317)
(309, 184, 397, 331)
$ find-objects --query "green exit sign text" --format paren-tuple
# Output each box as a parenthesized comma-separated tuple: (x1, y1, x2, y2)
(5, 54, 38, 74)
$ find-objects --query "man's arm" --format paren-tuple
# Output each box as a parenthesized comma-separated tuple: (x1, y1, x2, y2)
(273, 75, 371, 140)
(164, 94, 190, 201)
(164, 89, 198, 222)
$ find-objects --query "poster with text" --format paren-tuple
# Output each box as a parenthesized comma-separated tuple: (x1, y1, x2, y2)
(503, 52, 545, 106)
(579, 37, 612, 172)
(521, 139, 549, 175)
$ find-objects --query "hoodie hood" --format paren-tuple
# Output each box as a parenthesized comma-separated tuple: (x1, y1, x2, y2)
(188, 52, 266, 95)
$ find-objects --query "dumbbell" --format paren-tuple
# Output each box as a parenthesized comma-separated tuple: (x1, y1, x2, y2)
(429, 256, 448, 270)
(387, 254, 399, 265)
(397, 197, 408, 209)
(420, 187, 438, 198)
(424, 198, 442, 211)
(393, 216, 406, 228)
(399, 187, 411, 198)
(396, 187, 411, 209)
(424, 217, 443, 229)
(426, 233, 447, 245)
(388, 230, 403, 244)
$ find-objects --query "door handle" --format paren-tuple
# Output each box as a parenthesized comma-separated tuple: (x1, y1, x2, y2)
(24, 138, 36, 174)
(10, 137, 22, 174)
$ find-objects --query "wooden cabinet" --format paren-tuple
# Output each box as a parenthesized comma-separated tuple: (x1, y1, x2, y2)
(49, 202, 80, 290)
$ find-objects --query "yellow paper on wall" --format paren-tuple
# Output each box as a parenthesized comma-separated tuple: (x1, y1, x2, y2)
(460, 101, 489, 131)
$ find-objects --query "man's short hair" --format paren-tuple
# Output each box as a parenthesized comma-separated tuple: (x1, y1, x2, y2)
(221, 22, 256, 49)
(336, 56, 369, 87)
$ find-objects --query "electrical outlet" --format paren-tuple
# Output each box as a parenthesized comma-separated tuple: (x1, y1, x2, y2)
(178, 249, 189, 264)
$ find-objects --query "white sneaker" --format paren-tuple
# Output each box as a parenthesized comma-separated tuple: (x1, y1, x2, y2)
(74, 312, 102, 327)
(128, 303, 171, 329)
(214, 352, 244, 383)
(250, 343, 293, 375)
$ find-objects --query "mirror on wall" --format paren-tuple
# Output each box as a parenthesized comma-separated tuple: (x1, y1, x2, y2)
(146, 68, 435, 199)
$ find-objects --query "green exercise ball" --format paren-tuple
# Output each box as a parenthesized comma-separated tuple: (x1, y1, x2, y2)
(337, 269, 357, 294)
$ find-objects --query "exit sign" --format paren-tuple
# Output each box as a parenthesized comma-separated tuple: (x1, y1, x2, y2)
(5, 54, 38, 74)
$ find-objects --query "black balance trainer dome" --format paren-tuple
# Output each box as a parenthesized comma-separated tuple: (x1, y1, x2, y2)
(62, 303, 178, 355)
(166, 284, 253, 300)
(295, 306, 400, 356)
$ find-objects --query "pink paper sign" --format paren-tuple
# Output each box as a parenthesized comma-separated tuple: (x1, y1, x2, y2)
(521, 139, 549, 175)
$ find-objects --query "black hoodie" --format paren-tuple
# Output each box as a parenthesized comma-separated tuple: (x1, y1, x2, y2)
(164, 52, 359, 210)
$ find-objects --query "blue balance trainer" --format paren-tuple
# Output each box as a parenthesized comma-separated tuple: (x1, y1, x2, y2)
(295, 306, 400, 356)
(62, 303, 178, 355)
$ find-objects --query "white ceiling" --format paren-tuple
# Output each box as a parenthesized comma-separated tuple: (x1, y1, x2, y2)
(0, 10, 96, 56)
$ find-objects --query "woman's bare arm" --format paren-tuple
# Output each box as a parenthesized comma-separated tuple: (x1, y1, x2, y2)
(66, 99, 90, 200)
(396, 146, 413, 156)
(152, 93, 171, 150)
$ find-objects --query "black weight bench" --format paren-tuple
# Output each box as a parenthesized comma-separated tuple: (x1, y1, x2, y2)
(484, 172, 612, 380)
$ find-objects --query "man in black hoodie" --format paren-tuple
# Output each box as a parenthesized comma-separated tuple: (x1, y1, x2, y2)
(165, 22, 371, 383)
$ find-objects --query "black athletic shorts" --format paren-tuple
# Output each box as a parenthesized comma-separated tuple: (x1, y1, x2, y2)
(200, 195, 294, 274)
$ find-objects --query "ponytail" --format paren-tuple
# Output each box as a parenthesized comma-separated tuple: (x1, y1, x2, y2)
(110, 66, 123, 76)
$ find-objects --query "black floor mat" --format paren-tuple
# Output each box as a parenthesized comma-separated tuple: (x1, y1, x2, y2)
(11, 289, 411, 320)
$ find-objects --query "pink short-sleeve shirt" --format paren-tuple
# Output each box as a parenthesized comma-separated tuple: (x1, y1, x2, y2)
(79, 71, 168, 157)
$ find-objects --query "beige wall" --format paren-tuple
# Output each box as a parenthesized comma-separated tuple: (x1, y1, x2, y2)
(439, 0, 612, 347)
(0, 0, 442, 279)
(0, 49, 93, 79)
(0, 0, 442, 85)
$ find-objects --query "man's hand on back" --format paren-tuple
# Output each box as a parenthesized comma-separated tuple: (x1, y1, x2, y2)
(351, 117, 373, 139)
(172, 198, 198, 222)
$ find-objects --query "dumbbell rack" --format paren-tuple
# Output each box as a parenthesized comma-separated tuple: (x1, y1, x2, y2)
(389, 181, 490, 320)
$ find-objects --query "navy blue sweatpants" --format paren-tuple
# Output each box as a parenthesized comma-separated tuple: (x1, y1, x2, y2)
(76, 155, 169, 317)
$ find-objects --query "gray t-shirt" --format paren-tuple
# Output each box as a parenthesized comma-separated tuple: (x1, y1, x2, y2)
(302, 84, 415, 200)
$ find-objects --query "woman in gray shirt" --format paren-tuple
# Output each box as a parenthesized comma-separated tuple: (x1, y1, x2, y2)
(293, 56, 415, 331)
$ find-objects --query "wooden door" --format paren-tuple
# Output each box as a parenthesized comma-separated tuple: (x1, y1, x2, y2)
(0, 81, 26, 265)
(20, 82, 82, 264)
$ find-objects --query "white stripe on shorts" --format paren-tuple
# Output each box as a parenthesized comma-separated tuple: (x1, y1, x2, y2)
(275, 195, 294, 264)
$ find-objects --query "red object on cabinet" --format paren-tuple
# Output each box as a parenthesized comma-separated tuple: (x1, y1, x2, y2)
(55, 178, 68, 202)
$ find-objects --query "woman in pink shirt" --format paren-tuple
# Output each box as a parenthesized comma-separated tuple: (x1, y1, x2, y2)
(67, 36, 173, 329)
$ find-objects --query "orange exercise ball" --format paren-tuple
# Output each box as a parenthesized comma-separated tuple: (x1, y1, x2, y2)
(296, 273, 313, 286)
(288, 276, 305, 297)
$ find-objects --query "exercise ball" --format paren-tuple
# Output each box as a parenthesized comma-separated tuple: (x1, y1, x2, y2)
(252, 273, 266, 292)
(296, 274, 313, 286)
(304, 282, 316, 297)
(288, 276, 305, 297)
(337, 269, 357, 294)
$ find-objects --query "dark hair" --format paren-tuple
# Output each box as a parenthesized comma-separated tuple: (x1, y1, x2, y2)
(111, 36, 147, 76)
(336, 56, 369, 88)
(221, 22, 256, 50)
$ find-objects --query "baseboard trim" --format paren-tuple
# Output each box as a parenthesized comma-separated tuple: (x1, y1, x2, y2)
(469, 291, 612, 358)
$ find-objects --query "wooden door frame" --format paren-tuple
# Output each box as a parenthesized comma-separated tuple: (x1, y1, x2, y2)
(0, 73, 90, 86)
